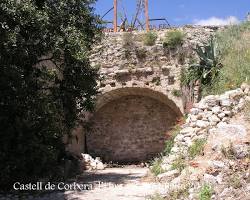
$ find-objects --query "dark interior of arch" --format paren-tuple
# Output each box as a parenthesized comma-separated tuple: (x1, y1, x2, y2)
(86, 89, 182, 164)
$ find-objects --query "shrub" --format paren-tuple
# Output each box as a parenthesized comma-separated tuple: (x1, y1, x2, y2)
(150, 157, 165, 176)
(229, 174, 242, 189)
(143, 32, 158, 46)
(188, 139, 207, 159)
(163, 30, 185, 49)
(163, 125, 181, 156)
(221, 142, 236, 159)
(181, 37, 222, 92)
(171, 155, 186, 172)
(171, 89, 182, 97)
(199, 184, 213, 200)
(147, 193, 165, 200)
(203, 22, 250, 94)
(0, 0, 100, 190)
(167, 184, 190, 200)
(152, 76, 161, 86)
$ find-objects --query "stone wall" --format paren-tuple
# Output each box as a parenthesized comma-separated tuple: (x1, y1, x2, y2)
(161, 84, 250, 170)
(90, 26, 217, 113)
(87, 94, 179, 163)
(69, 26, 219, 162)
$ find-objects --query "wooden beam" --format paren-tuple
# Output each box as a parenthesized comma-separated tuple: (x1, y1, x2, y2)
(144, 0, 149, 31)
(113, 0, 118, 32)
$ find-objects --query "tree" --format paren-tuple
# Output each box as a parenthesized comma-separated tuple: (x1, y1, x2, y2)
(0, 0, 101, 190)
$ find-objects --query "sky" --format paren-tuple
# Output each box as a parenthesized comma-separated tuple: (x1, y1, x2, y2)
(94, 0, 249, 27)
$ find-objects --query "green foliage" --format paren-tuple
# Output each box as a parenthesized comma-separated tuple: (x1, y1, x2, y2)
(0, 0, 100, 190)
(152, 76, 161, 86)
(171, 89, 182, 97)
(188, 139, 207, 159)
(199, 184, 213, 200)
(150, 157, 164, 176)
(202, 22, 250, 95)
(171, 155, 186, 172)
(181, 37, 222, 89)
(163, 30, 185, 49)
(143, 31, 157, 46)
(163, 125, 181, 156)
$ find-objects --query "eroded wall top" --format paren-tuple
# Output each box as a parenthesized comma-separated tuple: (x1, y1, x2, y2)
(90, 26, 219, 113)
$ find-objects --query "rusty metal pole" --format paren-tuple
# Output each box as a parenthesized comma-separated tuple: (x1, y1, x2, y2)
(145, 0, 149, 31)
(114, 0, 118, 32)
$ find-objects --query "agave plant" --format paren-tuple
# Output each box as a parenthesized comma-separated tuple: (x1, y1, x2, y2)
(185, 37, 223, 86)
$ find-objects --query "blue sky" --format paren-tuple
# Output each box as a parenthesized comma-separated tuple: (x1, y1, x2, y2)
(94, 0, 249, 27)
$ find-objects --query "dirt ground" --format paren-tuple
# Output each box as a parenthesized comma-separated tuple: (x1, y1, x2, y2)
(64, 166, 166, 200)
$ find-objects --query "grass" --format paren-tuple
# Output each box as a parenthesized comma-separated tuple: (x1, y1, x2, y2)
(203, 22, 250, 95)
(146, 193, 165, 200)
(171, 155, 186, 172)
(143, 31, 157, 46)
(152, 76, 161, 86)
(163, 125, 181, 156)
(221, 142, 236, 159)
(163, 30, 185, 49)
(243, 100, 250, 120)
(150, 157, 165, 176)
(171, 89, 182, 97)
(167, 184, 190, 200)
(188, 139, 207, 159)
(199, 184, 213, 200)
(228, 174, 242, 189)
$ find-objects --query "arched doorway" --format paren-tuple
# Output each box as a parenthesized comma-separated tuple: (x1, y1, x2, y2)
(86, 87, 182, 163)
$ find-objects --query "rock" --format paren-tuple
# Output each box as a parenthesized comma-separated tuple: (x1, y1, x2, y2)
(219, 95, 232, 107)
(161, 164, 172, 171)
(211, 106, 221, 114)
(197, 101, 209, 109)
(241, 83, 250, 92)
(180, 127, 196, 135)
(96, 161, 105, 170)
(114, 69, 129, 76)
(216, 174, 224, 184)
(157, 169, 180, 180)
(234, 144, 250, 159)
(222, 117, 229, 122)
(81, 153, 105, 170)
(208, 115, 221, 123)
(204, 173, 217, 185)
(175, 134, 184, 142)
(209, 124, 247, 148)
(190, 108, 201, 115)
(218, 113, 225, 119)
(204, 95, 219, 107)
(212, 161, 225, 169)
(196, 120, 209, 128)
(226, 88, 244, 100)
(171, 146, 180, 153)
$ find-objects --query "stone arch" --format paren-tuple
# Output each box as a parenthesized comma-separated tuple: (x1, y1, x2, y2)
(86, 87, 183, 163)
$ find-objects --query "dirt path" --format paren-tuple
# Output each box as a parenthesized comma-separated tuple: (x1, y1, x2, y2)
(64, 166, 166, 200)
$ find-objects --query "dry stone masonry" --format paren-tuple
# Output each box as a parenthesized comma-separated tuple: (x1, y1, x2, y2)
(79, 26, 219, 163)
(161, 84, 250, 170)
(159, 83, 250, 199)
